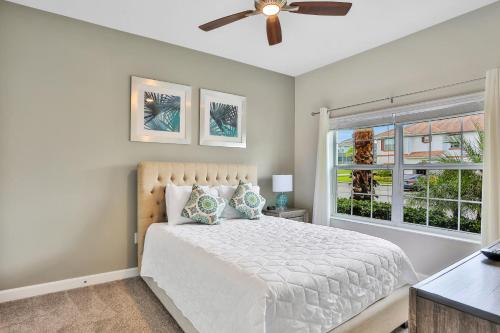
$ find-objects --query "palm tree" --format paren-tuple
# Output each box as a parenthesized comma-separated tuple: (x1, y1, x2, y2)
(352, 129, 375, 200)
(460, 123, 484, 164)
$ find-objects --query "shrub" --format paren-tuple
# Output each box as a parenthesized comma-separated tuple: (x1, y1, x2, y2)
(403, 206, 426, 225)
(460, 217, 481, 234)
(337, 198, 352, 215)
(352, 199, 371, 218)
(336, 198, 480, 234)
(372, 201, 391, 220)
(337, 198, 391, 220)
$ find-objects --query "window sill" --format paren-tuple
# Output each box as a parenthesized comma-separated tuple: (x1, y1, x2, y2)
(330, 215, 481, 245)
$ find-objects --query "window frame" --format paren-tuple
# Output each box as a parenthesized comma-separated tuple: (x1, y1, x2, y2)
(381, 137, 395, 152)
(421, 135, 431, 144)
(330, 94, 484, 241)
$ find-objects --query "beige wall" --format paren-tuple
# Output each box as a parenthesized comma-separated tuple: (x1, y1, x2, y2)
(295, 2, 500, 275)
(0, 1, 294, 290)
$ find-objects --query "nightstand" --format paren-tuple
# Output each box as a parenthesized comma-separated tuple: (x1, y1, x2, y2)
(262, 208, 309, 223)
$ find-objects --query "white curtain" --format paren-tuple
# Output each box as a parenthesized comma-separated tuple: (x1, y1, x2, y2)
(482, 68, 500, 246)
(313, 108, 331, 225)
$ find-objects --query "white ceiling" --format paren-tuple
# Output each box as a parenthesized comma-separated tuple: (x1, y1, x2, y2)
(7, 0, 498, 76)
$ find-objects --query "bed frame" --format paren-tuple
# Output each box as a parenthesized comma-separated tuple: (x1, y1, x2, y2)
(137, 161, 409, 333)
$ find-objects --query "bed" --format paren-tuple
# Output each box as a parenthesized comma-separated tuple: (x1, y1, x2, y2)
(137, 162, 418, 333)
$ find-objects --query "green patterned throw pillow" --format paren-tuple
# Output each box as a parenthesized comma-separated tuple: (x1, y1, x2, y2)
(229, 181, 266, 219)
(181, 185, 226, 225)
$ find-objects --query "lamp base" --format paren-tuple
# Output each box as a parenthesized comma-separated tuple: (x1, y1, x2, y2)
(275, 192, 288, 211)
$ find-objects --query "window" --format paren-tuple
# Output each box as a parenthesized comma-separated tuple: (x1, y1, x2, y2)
(382, 138, 395, 151)
(332, 103, 484, 237)
(335, 126, 394, 221)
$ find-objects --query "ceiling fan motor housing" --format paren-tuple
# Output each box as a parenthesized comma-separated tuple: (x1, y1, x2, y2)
(255, 0, 288, 11)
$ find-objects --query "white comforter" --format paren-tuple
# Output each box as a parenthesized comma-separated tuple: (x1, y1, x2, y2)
(141, 217, 418, 333)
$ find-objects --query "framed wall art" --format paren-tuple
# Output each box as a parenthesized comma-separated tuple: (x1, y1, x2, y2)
(199, 89, 246, 148)
(131, 76, 192, 144)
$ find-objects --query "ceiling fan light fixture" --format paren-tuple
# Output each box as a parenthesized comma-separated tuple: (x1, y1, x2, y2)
(262, 4, 280, 16)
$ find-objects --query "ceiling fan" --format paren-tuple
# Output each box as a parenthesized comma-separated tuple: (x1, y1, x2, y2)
(199, 0, 352, 46)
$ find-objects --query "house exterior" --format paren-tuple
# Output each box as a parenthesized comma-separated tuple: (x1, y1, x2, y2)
(337, 114, 484, 165)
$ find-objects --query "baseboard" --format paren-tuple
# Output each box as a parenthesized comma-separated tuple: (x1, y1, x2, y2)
(0, 267, 139, 303)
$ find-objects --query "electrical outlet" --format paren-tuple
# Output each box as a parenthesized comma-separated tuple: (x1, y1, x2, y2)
(134, 232, 138, 245)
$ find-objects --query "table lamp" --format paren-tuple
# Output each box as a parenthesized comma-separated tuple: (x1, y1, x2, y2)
(272, 175, 293, 210)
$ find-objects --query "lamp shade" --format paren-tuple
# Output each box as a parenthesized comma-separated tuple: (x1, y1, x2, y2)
(272, 175, 293, 193)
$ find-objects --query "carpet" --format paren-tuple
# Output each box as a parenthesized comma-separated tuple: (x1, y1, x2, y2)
(0, 278, 182, 333)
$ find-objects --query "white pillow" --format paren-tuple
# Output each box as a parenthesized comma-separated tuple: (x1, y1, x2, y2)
(166, 184, 218, 226)
(216, 185, 260, 219)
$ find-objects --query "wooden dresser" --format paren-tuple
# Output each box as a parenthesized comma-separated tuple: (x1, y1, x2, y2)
(410, 240, 500, 333)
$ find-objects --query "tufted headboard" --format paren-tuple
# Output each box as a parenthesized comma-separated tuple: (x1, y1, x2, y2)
(137, 161, 258, 268)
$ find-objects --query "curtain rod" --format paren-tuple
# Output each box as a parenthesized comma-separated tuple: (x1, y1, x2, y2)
(310, 76, 486, 116)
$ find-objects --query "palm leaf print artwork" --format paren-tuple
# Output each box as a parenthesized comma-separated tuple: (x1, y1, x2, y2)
(143, 91, 181, 132)
(209, 102, 238, 137)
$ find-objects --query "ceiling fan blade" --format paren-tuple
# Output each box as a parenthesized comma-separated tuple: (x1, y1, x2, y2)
(288, 2, 352, 16)
(266, 15, 282, 46)
(199, 10, 256, 31)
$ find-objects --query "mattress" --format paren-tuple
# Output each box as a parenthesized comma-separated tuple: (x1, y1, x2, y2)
(141, 216, 418, 333)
